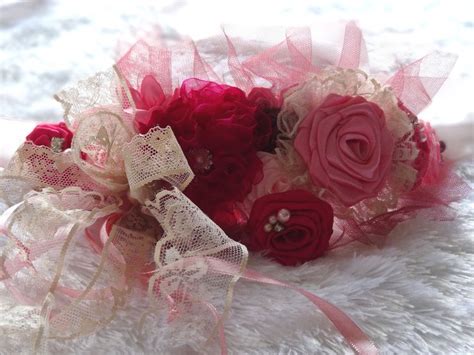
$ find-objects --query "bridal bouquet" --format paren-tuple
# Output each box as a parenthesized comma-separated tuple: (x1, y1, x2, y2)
(0, 22, 468, 354)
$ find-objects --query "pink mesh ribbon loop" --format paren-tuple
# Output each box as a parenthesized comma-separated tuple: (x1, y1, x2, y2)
(115, 22, 455, 114)
(386, 52, 457, 114)
(338, 21, 369, 70)
(240, 27, 318, 92)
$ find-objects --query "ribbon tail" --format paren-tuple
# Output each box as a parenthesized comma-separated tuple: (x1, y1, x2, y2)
(203, 301, 228, 355)
(241, 268, 378, 355)
(204, 257, 377, 354)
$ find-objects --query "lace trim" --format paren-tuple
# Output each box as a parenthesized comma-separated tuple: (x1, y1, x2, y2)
(123, 126, 195, 202)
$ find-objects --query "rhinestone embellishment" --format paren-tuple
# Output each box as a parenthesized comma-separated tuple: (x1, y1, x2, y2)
(51, 137, 65, 153)
(187, 148, 213, 174)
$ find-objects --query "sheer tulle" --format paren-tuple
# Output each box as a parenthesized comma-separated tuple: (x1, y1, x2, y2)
(114, 22, 468, 243)
(386, 52, 457, 115)
(116, 21, 452, 113)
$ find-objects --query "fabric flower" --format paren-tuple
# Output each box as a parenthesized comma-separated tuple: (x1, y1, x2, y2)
(240, 152, 292, 215)
(413, 121, 442, 186)
(26, 122, 73, 152)
(397, 102, 443, 188)
(244, 190, 334, 266)
(210, 202, 248, 240)
(294, 94, 394, 206)
(133, 78, 280, 227)
(131, 75, 173, 134)
(248, 87, 281, 152)
(248, 87, 280, 110)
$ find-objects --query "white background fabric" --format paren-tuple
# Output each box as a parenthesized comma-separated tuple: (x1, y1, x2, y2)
(0, 1, 473, 354)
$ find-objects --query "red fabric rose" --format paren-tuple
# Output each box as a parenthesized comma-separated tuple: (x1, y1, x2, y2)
(245, 190, 334, 266)
(133, 78, 278, 152)
(26, 122, 73, 151)
(295, 94, 394, 206)
(248, 87, 280, 110)
(414, 121, 442, 185)
(133, 78, 280, 229)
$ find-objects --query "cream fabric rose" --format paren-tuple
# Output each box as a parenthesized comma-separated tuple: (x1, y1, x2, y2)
(240, 152, 292, 215)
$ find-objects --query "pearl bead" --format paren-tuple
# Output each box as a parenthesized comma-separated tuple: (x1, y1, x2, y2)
(273, 223, 285, 232)
(263, 223, 273, 233)
(277, 208, 291, 223)
(268, 215, 278, 225)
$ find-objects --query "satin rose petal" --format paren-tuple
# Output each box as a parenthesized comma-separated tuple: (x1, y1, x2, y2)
(245, 190, 334, 266)
(295, 94, 394, 206)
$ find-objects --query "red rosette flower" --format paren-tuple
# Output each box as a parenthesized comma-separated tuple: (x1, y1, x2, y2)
(133, 77, 280, 233)
(26, 122, 73, 152)
(244, 190, 334, 266)
(398, 101, 444, 189)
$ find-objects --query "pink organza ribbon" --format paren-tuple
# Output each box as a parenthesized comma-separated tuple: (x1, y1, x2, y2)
(203, 256, 378, 355)
(118, 21, 456, 115)
(242, 269, 377, 355)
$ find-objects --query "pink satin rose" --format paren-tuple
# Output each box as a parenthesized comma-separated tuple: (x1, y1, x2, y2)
(294, 94, 394, 206)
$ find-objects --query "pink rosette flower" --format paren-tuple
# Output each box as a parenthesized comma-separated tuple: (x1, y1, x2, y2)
(131, 75, 176, 135)
(294, 94, 394, 206)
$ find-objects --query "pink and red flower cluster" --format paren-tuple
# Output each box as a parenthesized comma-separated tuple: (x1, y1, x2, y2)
(25, 73, 448, 267)
(132, 76, 278, 227)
